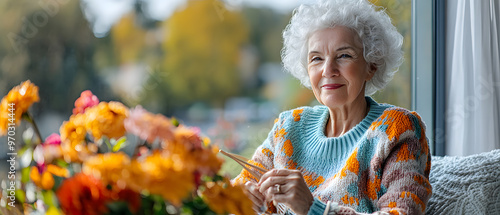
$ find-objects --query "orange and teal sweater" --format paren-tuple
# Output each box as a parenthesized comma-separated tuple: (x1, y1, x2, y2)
(234, 97, 432, 215)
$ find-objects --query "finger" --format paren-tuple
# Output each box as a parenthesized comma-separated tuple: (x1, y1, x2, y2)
(263, 184, 286, 201)
(258, 175, 288, 194)
(269, 193, 290, 207)
(244, 182, 267, 213)
(259, 169, 294, 185)
(248, 191, 264, 207)
(244, 182, 265, 203)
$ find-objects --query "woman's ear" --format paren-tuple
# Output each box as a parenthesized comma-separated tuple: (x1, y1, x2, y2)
(366, 63, 377, 81)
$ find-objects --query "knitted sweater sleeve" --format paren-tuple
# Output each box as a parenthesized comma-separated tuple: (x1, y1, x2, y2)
(232, 117, 279, 185)
(309, 109, 432, 215)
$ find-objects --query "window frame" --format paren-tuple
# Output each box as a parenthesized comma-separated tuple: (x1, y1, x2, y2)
(411, 0, 445, 156)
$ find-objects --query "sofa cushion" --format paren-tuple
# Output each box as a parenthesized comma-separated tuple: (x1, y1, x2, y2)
(426, 149, 500, 215)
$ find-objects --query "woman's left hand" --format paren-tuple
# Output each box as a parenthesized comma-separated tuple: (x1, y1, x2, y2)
(258, 169, 314, 215)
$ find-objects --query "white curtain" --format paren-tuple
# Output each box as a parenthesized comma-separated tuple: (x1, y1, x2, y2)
(445, 0, 500, 156)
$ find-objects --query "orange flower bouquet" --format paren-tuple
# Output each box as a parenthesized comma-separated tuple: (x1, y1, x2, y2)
(0, 80, 254, 215)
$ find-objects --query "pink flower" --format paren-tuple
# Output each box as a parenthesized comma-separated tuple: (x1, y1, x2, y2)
(73, 90, 99, 115)
(34, 133, 63, 165)
(44, 133, 61, 145)
(124, 106, 175, 143)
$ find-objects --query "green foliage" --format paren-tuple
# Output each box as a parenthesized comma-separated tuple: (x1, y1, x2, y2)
(181, 196, 216, 215)
(106, 201, 135, 215)
(139, 194, 167, 215)
(112, 137, 128, 152)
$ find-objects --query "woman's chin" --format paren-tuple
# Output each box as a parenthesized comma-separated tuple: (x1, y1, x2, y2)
(320, 96, 348, 108)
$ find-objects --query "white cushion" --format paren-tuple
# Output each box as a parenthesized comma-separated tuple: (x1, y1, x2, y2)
(426, 149, 500, 215)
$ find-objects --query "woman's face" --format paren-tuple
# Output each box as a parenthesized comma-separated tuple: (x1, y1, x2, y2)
(307, 26, 375, 109)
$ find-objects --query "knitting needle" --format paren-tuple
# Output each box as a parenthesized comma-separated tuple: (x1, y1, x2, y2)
(219, 149, 269, 182)
(219, 149, 268, 174)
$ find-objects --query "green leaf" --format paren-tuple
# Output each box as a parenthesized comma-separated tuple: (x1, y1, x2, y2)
(181, 196, 216, 215)
(42, 190, 57, 207)
(52, 175, 65, 191)
(15, 189, 25, 204)
(21, 167, 30, 184)
(112, 137, 127, 152)
(104, 138, 112, 152)
(55, 159, 69, 168)
(171, 117, 180, 127)
(18, 146, 28, 156)
(152, 195, 167, 215)
(105, 201, 134, 215)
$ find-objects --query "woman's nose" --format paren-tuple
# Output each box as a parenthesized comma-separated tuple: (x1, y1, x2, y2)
(322, 59, 340, 77)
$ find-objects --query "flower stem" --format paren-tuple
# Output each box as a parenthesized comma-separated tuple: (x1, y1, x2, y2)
(23, 111, 43, 144)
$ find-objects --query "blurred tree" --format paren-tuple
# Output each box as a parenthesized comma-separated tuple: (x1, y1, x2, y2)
(160, 0, 249, 108)
(111, 13, 147, 65)
(0, 0, 113, 117)
(94, 3, 167, 112)
(241, 7, 289, 63)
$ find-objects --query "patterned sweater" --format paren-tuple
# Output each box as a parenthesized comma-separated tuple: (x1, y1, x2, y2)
(234, 97, 432, 215)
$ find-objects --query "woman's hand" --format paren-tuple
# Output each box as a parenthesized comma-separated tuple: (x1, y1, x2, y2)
(243, 181, 266, 213)
(258, 169, 314, 215)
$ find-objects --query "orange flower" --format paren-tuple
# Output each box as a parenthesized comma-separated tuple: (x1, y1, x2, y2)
(73, 90, 99, 115)
(170, 125, 203, 150)
(56, 173, 110, 215)
(186, 145, 223, 177)
(46, 164, 70, 177)
(84, 101, 128, 140)
(164, 127, 223, 176)
(202, 179, 254, 215)
(126, 151, 194, 205)
(124, 105, 175, 143)
(0, 80, 39, 135)
(30, 167, 54, 190)
(82, 153, 143, 213)
(83, 152, 131, 188)
(30, 164, 69, 190)
(59, 114, 89, 162)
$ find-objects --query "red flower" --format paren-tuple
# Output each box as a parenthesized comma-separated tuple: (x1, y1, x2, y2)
(56, 173, 110, 215)
(73, 90, 99, 115)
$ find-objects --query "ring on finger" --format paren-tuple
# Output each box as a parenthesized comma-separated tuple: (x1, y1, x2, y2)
(275, 184, 281, 193)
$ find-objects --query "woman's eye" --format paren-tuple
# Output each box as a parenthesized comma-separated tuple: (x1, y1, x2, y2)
(338, 54, 352, 59)
(310, 57, 322, 62)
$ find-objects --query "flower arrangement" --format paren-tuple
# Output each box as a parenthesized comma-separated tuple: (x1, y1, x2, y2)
(0, 80, 254, 215)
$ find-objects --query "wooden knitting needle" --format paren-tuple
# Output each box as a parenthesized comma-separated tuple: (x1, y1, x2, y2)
(219, 149, 268, 180)
(219, 150, 284, 214)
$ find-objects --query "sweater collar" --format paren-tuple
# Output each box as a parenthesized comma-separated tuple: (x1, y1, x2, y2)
(300, 97, 390, 160)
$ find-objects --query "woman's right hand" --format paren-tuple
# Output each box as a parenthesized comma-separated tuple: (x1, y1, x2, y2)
(244, 181, 266, 213)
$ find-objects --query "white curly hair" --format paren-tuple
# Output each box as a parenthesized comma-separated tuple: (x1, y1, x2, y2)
(281, 0, 404, 95)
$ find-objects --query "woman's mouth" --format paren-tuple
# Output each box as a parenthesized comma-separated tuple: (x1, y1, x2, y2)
(321, 84, 344, 89)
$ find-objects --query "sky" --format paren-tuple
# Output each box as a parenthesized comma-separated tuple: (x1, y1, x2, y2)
(81, 0, 317, 37)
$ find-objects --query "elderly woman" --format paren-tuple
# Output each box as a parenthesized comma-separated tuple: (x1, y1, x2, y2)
(233, 0, 432, 214)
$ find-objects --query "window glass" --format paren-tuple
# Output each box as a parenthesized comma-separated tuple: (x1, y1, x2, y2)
(370, 0, 412, 109)
(0, 0, 412, 178)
